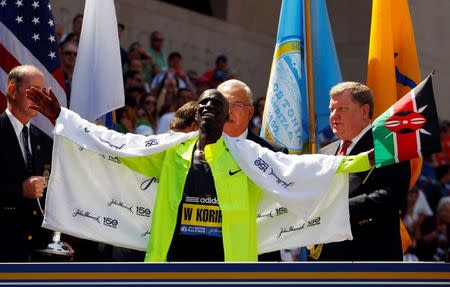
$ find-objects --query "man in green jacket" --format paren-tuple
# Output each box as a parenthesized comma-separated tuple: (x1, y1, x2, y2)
(27, 87, 373, 262)
(28, 88, 262, 261)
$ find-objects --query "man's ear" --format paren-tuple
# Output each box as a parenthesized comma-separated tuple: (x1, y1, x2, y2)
(190, 122, 198, 131)
(6, 83, 16, 100)
(362, 104, 370, 119)
(248, 105, 255, 119)
(195, 110, 200, 123)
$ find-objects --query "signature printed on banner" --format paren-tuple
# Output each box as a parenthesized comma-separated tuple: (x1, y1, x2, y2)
(99, 137, 125, 150)
(254, 157, 295, 189)
(140, 177, 159, 190)
(257, 207, 288, 219)
(106, 199, 133, 213)
(276, 217, 321, 238)
(72, 208, 101, 223)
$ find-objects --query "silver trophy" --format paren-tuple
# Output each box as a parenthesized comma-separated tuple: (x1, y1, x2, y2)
(35, 165, 74, 261)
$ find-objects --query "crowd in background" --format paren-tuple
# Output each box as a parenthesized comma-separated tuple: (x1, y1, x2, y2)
(403, 121, 450, 262)
(55, 14, 450, 262)
(58, 15, 251, 137)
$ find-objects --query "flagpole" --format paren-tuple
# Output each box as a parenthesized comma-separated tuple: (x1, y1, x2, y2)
(304, 0, 316, 154)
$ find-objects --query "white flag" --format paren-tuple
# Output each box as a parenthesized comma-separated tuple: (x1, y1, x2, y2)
(70, 0, 124, 121)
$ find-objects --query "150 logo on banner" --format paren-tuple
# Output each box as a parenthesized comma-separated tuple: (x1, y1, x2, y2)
(73, 208, 119, 229)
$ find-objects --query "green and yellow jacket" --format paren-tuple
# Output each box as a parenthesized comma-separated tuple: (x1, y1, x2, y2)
(121, 136, 261, 262)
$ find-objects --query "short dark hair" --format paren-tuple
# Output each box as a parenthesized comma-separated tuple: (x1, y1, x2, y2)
(216, 55, 227, 64)
(59, 40, 78, 50)
(168, 52, 182, 62)
(128, 41, 141, 53)
(170, 101, 198, 131)
(123, 70, 139, 80)
(126, 86, 146, 96)
(150, 31, 162, 41)
(73, 13, 83, 24)
(330, 82, 374, 119)
(124, 95, 137, 107)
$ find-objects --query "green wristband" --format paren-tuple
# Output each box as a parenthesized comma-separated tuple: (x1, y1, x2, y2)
(336, 152, 372, 174)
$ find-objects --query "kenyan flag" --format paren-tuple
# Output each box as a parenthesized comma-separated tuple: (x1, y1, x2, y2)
(372, 74, 441, 168)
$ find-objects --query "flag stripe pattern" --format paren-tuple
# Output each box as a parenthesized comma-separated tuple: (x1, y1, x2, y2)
(0, 0, 66, 133)
(393, 92, 418, 162)
(372, 76, 441, 168)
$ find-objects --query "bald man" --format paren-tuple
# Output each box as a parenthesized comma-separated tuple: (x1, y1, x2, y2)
(0, 65, 53, 261)
(218, 79, 287, 261)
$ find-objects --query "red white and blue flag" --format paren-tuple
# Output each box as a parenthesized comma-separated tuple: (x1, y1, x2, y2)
(0, 0, 66, 135)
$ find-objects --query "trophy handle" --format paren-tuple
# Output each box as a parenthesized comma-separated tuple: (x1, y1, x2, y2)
(33, 168, 75, 261)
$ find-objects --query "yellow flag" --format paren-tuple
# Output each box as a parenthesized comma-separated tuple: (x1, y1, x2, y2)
(367, 0, 421, 116)
(367, 0, 422, 190)
(367, 0, 422, 253)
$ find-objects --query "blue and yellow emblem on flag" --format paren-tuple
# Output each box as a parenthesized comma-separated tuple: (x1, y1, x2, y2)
(261, 0, 342, 153)
(261, 0, 307, 152)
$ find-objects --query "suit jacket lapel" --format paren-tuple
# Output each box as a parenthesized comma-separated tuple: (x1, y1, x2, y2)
(320, 140, 340, 156)
(348, 130, 373, 156)
(1, 113, 29, 173)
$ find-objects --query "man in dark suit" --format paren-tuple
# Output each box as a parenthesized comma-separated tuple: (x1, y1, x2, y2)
(313, 82, 410, 261)
(218, 79, 287, 261)
(0, 65, 53, 261)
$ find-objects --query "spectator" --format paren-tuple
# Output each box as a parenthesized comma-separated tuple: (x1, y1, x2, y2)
(250, 97, 265, 135)
(140, 94, 158, 132)
(434, 197, 450, 261)
(125, 42, 154, 91)
(61, 14, 83, 43)
(156, 88, 194, 134)
(414, 197, 450, 261)
(117, 23, 129, 66)
(126, 86, 146, 106)
(59, 41, 78, 108)
(195, 76, 210, 96)
(135, 107, 154, 136)
(55, 24, 63, 42)
(203, 55, 230, 87)
(123, 70, 145, 90)
(155, 77, 178, 117)
(147, 31, 167, 73)
(150, 52, 193, 95)
(117, 96, 138, 134)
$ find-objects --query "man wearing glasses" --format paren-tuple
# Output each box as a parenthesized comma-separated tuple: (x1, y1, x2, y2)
(218, 79, 287, 154)
(147, 31, 167, 74)
(218, 79, 287, 261)
(59, 41, 78, 108)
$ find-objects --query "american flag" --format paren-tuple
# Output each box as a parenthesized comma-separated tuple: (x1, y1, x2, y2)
(0, 0, 67, 134)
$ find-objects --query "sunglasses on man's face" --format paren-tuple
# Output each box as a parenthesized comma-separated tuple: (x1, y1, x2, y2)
(64, 51, 77, 56)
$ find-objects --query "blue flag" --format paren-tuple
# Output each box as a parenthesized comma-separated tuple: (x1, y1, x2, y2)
(261, 0, 342, 153)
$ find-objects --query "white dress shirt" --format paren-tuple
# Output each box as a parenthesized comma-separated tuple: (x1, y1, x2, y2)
(5, 108, 32, 163)
(339, 124, 372, 155)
